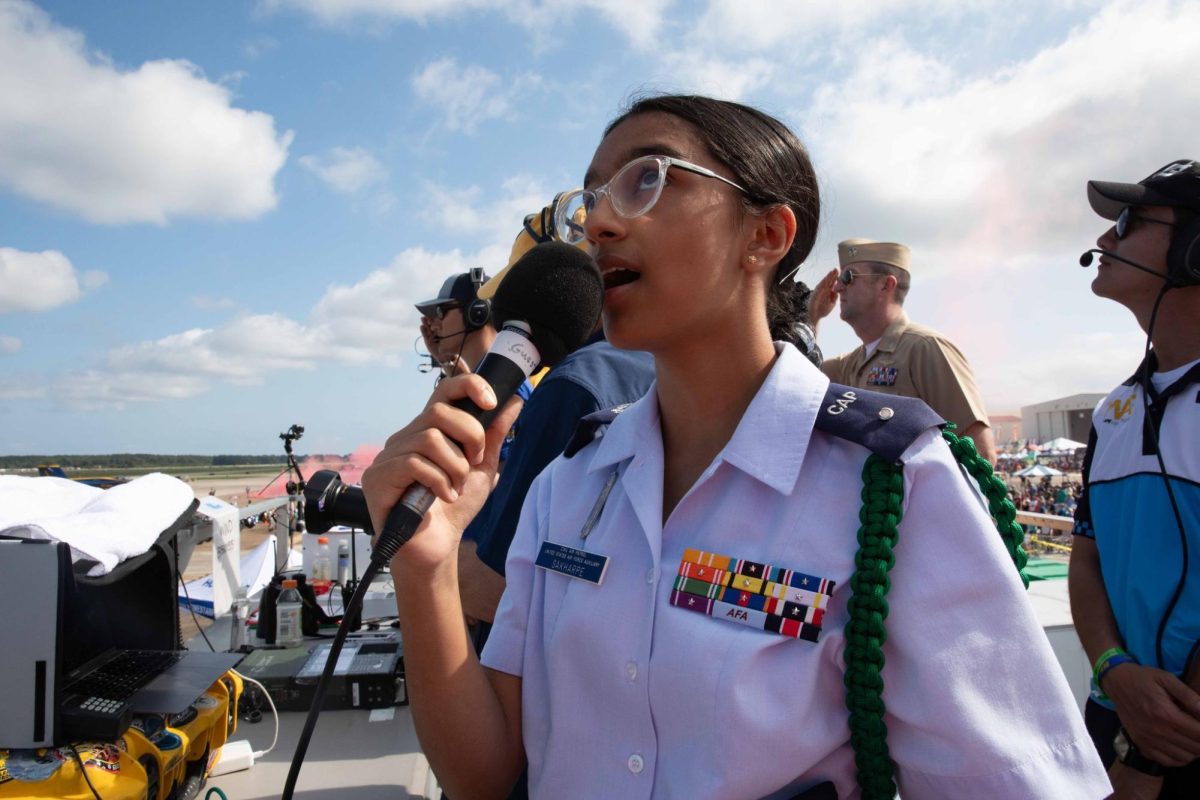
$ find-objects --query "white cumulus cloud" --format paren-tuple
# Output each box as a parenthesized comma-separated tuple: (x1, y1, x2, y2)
(800, 0, 1200, 267)
(52, 247, 478, 409)
(654, 50, 777, 101)
(0, 0, 293, 225)
(299, 146, 388, 194)
(420, 174, 557, 248)
(0, 247, 107, 313)
(265, 0, 673, 49)
(263, 0, 499, 25)
(412, 58, 530, 134)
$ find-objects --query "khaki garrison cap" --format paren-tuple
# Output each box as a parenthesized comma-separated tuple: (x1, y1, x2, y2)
(837, 238, 911, 272)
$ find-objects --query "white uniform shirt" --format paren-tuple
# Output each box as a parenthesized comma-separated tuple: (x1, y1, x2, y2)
(483, 345, 1108, 799)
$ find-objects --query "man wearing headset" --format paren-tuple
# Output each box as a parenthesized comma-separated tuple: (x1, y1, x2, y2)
(1069, 159, 1200, 798)
(417, 268, 499, 380)
(810, 239, 996, 462)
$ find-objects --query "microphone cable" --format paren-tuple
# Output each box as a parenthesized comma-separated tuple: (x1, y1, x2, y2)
(281, 324, 530, 799)
(280, 241, 603, 800)
(417, 328, 472, 379)
(414, 335, 436, 374)
(280, 555, 388, 800)
(1136, 284, 1192, 670)
(444, 328, 470, 378)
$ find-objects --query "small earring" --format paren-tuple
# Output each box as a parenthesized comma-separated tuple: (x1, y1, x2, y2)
(748, 255, 758, 264)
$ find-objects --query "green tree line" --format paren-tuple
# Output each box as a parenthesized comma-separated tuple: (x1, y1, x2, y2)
(0, 454, 300, 469)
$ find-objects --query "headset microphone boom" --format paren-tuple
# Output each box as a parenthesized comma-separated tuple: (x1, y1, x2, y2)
(1078, 248, 1170, 279)
(1075, 250, 1166, 281)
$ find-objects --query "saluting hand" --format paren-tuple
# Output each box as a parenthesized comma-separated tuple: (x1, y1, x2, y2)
(361, 373, 524, 574)
(809, 268, 839, 324)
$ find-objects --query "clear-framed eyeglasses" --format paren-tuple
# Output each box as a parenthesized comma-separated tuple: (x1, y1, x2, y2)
(553, 155, 749, 245)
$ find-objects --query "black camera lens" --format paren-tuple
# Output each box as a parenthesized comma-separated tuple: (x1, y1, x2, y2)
(304, 469, 373, 534)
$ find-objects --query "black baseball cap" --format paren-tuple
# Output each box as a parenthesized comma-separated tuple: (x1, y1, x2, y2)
(1087, 159, 1200, 220)
(415, 271, 488, 317)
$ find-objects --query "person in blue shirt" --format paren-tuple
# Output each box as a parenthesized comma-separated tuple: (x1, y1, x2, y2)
(1069, 159, 1200, 797)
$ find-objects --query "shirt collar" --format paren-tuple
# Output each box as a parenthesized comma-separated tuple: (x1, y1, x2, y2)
(876, 311, 910, 354)
(1124, 350, 1200, 403)
(586, 344, 829, 494)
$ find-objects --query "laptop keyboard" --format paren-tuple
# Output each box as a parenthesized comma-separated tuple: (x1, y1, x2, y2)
(66, 650, 184, 702)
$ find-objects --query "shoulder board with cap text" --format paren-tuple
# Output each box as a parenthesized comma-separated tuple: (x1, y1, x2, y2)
(815, 383, 944, 464)
(563, 404, 631, 458)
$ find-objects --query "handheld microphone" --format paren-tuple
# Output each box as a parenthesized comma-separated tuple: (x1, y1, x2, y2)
(372, 241, 603, 565)
(1078, 248, 1169, 279)
(284, 242, 601, 800)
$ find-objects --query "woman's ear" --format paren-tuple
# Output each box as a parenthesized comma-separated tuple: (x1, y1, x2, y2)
(745, 204, 797, 275)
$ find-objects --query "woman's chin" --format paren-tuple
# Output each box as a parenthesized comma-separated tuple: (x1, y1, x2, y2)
(601, 308, 646, 352)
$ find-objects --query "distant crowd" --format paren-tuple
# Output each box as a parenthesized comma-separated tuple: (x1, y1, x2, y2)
(1011, 475, 1082, 519)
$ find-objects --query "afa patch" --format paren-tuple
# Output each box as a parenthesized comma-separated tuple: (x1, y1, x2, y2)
(671, 548, 835, 642)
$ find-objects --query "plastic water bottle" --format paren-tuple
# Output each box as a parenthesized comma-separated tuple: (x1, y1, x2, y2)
(312, 536, 333, 595)
(337, 540, 351, 587)
(275, 579, 303, 647)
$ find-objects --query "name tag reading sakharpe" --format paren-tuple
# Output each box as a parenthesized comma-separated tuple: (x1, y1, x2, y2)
(535, 541, 609, 586)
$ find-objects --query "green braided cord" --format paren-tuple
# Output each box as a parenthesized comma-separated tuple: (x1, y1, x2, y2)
(940, 430, 1030, 588)
(843, 454, 903, 800)
(844, 432, 1032, 799)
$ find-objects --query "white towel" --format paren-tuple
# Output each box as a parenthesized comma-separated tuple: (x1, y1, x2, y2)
(0, 473, 195, 576)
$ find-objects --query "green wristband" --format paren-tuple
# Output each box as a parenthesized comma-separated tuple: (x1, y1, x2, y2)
(1092, 646, 1135, 688)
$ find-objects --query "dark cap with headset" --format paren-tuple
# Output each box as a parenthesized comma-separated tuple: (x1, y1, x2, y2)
(415, 268, 492, 331)
(1087, 159, 1200, 219)
(1086, 159, 1200, 287)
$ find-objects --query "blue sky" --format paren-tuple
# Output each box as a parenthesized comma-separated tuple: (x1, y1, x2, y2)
(2, 0, 1197, 456)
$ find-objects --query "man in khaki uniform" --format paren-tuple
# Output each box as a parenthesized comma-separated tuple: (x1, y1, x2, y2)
(813, 238, 996, 462)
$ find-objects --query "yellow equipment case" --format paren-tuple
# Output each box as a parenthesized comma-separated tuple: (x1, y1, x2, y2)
(0, 671, 242, 800)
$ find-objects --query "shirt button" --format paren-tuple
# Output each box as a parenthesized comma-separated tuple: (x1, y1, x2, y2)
(625, 661, 638, 681)
(645, 568, 656, 584)
(627, 753, 645, 774)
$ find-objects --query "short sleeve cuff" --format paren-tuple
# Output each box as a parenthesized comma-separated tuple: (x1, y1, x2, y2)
(899, 734, 1110, 798)
(479, 616, 526, 677)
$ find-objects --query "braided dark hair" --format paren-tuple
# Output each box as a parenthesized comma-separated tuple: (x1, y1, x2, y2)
(771, 279, 823, 365)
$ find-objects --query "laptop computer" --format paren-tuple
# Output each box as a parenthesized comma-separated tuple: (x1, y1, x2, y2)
(0, 538, 241, 747)
(63, 647, 243, 714)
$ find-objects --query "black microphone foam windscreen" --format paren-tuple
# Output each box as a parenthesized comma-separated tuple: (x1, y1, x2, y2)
(490, 241, 603, 367)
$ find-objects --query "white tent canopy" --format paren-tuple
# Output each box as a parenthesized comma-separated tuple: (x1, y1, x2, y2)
(1015, 464, 1065, 478)
(1040, 437, 1087, 453)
